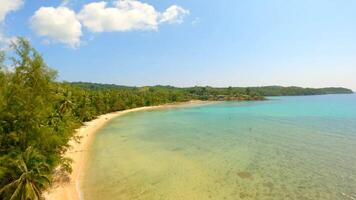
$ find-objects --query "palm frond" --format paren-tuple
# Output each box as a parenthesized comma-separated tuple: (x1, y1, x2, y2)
(9, 178, 24, 200)
(0, 179, 20, 196)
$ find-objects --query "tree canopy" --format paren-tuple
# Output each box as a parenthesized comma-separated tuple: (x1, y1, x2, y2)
(0, 38, 352, 199)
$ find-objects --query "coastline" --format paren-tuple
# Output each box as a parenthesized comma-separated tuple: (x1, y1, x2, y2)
(43, 100, 211, 200)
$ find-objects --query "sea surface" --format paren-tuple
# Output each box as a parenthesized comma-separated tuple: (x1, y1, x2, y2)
(81, 94, 356, 200)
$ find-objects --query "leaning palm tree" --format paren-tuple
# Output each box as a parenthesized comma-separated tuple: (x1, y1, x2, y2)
(0, 147, 50, 200)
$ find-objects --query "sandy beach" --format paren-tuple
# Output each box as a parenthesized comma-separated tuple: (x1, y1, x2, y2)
(44, 100, 209, 200)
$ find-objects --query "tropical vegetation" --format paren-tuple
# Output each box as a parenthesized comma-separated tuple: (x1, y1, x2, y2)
(0, 38, 352, 199)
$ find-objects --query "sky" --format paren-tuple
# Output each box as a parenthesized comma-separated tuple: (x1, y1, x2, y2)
(1, 0, 356, 90)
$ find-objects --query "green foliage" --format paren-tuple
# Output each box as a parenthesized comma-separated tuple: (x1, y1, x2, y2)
(0, 147, 50, 200)
(0, 38, 353, 199)
(246, 86, 353, 96)
(0, 39, 72, 199)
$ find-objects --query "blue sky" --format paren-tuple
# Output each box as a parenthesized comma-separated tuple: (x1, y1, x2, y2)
(1, 0, 356, 90)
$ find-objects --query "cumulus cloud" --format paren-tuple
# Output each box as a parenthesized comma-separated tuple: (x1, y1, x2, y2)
(30, 0, 189, 47)
(159, 5, 190, 24)
(0, 0, 23, 23)
(77, 1, 158, 32)
(30, 7, 82, 48)
(0, 0, 24, 48)
(78, 0, 189, 32)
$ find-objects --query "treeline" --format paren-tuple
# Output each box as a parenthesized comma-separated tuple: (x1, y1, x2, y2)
(0, 39, 261, 199)
(0, 39, 77, 200)
(71, 83, 353, 101)
(183, 85, 352, 97)
(0, 38, 352, 199)
(70, 83, 265, 101)
(246, 86, 353, 96)
(0, 39, 200, 200)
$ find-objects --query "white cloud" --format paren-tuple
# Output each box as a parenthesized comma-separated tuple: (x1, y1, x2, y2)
(29, 0, 189, 47)
(0, 0, 24, 48)
(60, 0, 77, 7)
(30, 7, 82, 48)
(0, 0, 23, 23)
(60, 0, 70, 7)
(0, 32, 17, 50)
(77, 0, 159, 32)
(78, 0, 189, 33)
(159, 5, 190, 24)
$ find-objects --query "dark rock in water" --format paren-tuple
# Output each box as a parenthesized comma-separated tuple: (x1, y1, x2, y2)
(239, 192, 251, 199)
(263, 182, 274, 191)
(237, 171, 253, 180)
(171, 147, 182, 152)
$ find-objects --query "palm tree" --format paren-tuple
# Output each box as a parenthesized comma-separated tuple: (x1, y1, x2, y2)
(59, 90, 73, 115)
(0, 147, 50, 200)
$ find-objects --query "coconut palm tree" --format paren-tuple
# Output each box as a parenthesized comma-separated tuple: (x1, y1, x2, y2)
(58, 90, 73, 115)
(0, 147, 50, 200)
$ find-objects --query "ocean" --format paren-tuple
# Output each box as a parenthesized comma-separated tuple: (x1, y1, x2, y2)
(81, 94, 356, 200)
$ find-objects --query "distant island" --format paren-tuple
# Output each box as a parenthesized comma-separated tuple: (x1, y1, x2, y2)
(0, 38, 353, 200)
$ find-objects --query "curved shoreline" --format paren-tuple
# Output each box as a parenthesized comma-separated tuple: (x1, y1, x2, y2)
(44, 100, 211, 200)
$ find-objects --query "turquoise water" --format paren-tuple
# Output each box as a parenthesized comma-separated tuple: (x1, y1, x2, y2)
(81, 94, 356, 200)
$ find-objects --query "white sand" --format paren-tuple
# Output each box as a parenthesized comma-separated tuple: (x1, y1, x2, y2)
(44, 101, 209, 200)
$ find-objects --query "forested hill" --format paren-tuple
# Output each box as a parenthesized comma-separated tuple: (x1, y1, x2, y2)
(1, 39, 264, 200)
(0, 38, 353, 200)
(247, 86, 353, 96)
(71, 82, 353, 98)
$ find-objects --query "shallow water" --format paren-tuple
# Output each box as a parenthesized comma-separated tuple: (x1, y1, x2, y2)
(81, 94, 356, 200)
